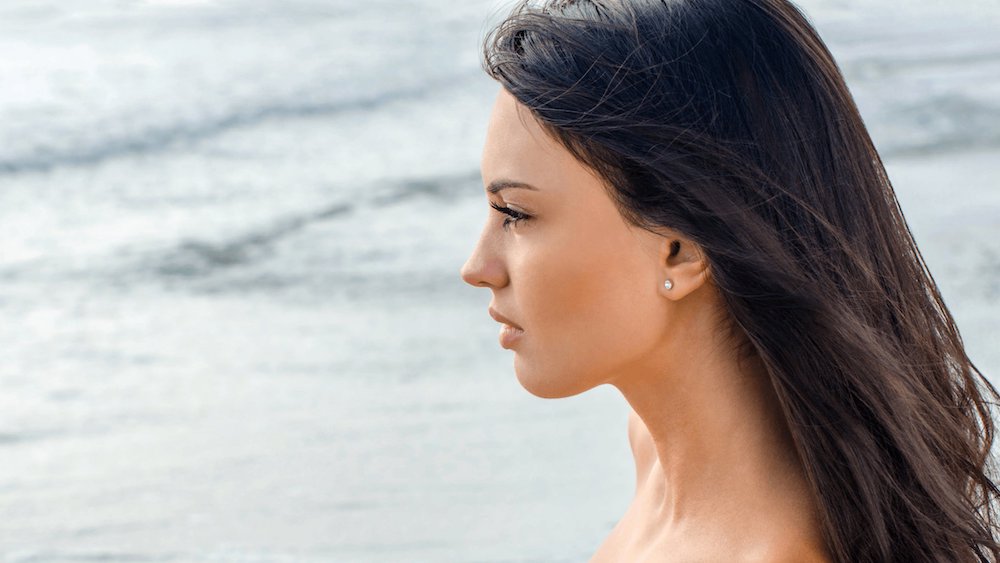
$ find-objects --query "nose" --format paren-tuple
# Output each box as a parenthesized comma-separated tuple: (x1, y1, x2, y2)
(460, 226, 507, 289)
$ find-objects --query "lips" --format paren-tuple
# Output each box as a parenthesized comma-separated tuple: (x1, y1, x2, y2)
(488, 307, 523, 330)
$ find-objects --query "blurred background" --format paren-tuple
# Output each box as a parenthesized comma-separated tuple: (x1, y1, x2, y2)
(0, 0, 997, 561)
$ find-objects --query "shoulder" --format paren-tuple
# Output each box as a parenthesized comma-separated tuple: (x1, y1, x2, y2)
(744, 537, 831, 563)
(639, 532, 831, 563)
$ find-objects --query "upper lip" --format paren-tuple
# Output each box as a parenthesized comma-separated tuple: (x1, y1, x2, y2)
(488, 307, 523, 330)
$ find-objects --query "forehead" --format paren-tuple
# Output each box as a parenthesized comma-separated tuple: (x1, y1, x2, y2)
(480, 89, 584, 193)
(483, 89, 554, 151)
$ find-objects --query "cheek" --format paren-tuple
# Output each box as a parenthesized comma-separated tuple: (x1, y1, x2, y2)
(515, 231, 662, 389)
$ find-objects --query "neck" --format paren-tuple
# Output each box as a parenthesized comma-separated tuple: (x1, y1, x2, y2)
(611, 299, 821, 547)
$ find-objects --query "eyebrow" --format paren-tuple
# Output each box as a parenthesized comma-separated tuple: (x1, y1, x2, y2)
(486, 179, 540, 195)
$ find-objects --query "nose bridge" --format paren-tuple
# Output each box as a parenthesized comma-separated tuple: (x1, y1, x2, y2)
(460, 221, 505, 288)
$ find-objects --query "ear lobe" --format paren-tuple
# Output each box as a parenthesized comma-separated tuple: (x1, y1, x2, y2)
(661, 238, 711, 299)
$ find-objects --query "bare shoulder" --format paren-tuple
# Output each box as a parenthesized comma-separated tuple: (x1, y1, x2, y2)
(747, 537, 831, 563)
(629, 534, 831, 563)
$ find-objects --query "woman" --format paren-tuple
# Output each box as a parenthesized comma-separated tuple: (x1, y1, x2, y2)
(459, 0, 1000, 561)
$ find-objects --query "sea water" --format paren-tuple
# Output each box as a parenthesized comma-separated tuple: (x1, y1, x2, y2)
(0, 0, 998, 561)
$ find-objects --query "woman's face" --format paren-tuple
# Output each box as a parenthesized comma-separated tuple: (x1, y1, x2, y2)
(460, 89, 676, 398)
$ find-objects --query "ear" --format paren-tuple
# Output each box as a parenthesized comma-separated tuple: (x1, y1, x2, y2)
(658, 235, 710, 300)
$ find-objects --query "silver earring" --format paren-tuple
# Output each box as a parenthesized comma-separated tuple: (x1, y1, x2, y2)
(664, 279, 673, 290)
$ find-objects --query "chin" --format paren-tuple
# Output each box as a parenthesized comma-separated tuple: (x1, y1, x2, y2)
(513, 358, 595, 399)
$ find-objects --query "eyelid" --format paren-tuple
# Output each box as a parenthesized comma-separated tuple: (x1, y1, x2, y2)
(489, 201, 529, 217)
(489, 200, 531, 230)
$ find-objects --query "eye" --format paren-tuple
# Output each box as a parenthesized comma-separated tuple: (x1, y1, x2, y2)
(489, 201, 530, 231)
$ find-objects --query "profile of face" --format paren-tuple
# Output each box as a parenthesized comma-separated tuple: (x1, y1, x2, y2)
(460, 89, 711, 399)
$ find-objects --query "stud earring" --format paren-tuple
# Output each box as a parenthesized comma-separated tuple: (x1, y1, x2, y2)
(664, 279, 673, 290)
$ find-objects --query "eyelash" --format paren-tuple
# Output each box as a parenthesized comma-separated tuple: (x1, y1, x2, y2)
(490, 201, 530, 230)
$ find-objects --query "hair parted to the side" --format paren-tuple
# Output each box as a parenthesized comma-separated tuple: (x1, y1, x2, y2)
(482, 0, 1000, 561)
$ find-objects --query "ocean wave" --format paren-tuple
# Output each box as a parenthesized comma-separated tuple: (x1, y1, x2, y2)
(0, 83, 451, 176)
(155, 202, 355, 278)
(151, 169, 480, 279)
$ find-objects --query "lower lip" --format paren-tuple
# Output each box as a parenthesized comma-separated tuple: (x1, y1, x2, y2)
(499, 324, 525, 348)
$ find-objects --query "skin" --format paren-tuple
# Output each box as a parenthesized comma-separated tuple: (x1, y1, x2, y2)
(460, 88, 830, 562)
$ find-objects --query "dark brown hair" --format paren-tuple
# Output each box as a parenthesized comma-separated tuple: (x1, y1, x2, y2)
(482, 0, 1000, 561)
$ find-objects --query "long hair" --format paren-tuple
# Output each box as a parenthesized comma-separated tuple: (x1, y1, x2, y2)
(481, 1, 1000, 561)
